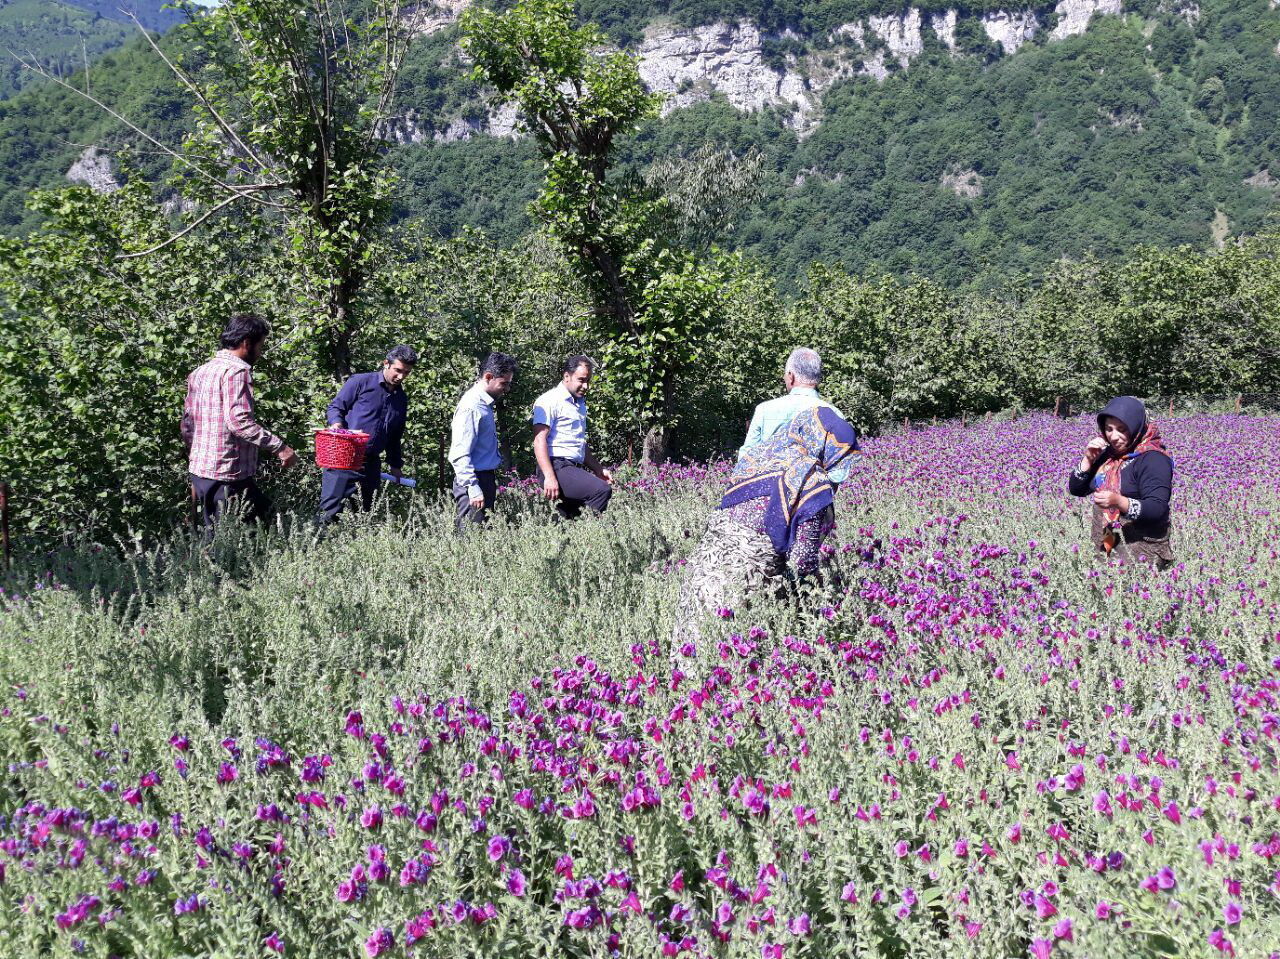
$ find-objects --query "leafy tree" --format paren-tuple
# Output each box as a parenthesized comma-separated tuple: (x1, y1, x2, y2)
(463, 0, 734, 462)
(19, 0, 411, 380)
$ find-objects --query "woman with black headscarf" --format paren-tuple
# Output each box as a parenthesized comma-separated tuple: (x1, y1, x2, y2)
(1069, 396, 1175, 568)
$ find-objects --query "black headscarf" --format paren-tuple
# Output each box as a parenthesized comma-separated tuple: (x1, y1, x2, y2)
(1097, 396, 1148, 448)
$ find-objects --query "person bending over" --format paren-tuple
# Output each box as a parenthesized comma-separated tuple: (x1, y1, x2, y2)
(672, 405, 860, 652)
(530, 355, 613, 521)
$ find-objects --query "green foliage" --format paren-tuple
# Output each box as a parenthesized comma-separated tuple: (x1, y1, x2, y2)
(406, 0, 1280, 291)
(2, 0, 1278, 294)
(0, 185, 591, 542)
(0, 34, 190, 234)
(0, 180, 326, 540)
(465, 0, 731, 459)
(0, 0, 179, 100)
(167, 0, 409, 377)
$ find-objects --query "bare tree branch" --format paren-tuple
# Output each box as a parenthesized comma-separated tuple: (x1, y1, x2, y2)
(124, 12, 277, 176)
(115, 192, 247, 260)
(11, 51, 287, 206)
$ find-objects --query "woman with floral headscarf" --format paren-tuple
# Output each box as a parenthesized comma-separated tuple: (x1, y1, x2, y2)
(1069, 395, 1175, 568)
(672, 405, 861, 652)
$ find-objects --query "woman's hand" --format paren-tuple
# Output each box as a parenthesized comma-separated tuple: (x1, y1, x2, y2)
(1078, 437, 1108, 472)
(1092, 490, 1128, 511)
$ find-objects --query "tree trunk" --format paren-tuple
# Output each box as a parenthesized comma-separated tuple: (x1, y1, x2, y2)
(640, 368, 678, 466)
(326, 270, 362, 380)
(641, 425, 668, 467)
(582, 242, 637, 334)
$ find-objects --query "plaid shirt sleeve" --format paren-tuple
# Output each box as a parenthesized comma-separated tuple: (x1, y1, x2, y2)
(222, 367, 284, 453)
(181, 373, 195, 449)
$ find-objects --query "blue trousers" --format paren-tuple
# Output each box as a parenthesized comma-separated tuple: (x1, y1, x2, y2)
(317, 457, 381, 524)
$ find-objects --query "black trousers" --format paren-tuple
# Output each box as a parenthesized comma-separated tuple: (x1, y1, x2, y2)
(190, 474, 272, 528)
(452, 469, 498, 531)
(317, 458, 381, 524)
(537, 457, 612, 520)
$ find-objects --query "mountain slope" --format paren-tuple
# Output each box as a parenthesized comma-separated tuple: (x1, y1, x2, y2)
(0, 0, 180, 99)
(390, 0, 1280, 287)
(0, 0, 1276, 290)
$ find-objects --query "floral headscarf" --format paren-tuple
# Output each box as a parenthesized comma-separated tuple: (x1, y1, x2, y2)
(720, 405, 860, 553)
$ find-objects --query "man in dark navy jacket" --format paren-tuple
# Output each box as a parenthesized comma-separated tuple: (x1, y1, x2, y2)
(317, 345, 416, 524)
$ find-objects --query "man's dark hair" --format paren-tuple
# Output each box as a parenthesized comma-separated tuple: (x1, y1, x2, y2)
(562, 354, 596, 376)
(480, 351, 518, 379)
(385, 344, 418, 366)
(220, 313, 270, 350)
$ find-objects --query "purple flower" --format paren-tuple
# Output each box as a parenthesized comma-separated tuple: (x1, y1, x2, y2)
(364, 928, 394, 958)
(264, 931, 284, 953)
(345, 711, 365, 738)
(507, 868, 527, 897)
(487, 836, 510, 862)
(1224, 902, 1242, 925)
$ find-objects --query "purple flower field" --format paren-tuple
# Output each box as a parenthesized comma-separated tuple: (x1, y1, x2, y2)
(1, 413, 1277, 958)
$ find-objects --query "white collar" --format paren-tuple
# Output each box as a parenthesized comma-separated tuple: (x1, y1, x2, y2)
(471, 381, 496, 406)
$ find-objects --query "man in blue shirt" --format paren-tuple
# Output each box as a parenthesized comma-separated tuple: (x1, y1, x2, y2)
(449, 351, 517, 530)
(740, 347, 855, 485)
(317, 344, 416, 524)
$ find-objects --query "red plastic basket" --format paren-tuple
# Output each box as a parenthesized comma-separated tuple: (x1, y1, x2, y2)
(314, 428, 370, 471)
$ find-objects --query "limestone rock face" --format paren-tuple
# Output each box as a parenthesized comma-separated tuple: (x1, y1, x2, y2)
(404, 2, 1128, 141)
(931, 10, 959, 52)
(868, 9, 924, 66)
(982, 10, 1040, 55)
(404, 0, 471, 38)
(434, 116, 488, 143)
(941, 168, 984, 198)
(1244, 168, 1277, 190)
(1051, 0, 1123, 40)
(486, 103, 521, 139)
(637, 22, 818, 129)
(66, 147, 121, 194)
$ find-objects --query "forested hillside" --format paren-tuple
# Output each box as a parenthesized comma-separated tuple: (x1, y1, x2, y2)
(0, 0, 180, 99)
(0, 0, 1277, 287)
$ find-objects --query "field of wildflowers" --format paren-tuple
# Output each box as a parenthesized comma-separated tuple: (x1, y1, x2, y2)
(1, 413, 1278, 959)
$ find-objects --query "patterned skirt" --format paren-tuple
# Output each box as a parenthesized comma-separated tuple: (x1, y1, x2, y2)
(1090, 504, 1175, 569)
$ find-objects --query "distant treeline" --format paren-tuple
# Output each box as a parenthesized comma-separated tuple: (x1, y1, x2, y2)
(1, 174, 1276, 540)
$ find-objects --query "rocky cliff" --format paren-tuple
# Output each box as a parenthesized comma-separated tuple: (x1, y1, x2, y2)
(389, 0, 1130, 140)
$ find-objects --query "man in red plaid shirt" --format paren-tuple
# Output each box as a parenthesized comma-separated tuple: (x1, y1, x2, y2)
(182, 314, 299, 527)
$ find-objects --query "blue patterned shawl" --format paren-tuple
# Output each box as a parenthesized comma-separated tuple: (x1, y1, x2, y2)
(719, 405, 860, 554)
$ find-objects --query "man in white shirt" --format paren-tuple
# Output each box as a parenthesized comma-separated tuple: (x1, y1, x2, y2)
(740, 347, 854, 485)
(449, 352, 517, 530)
(531, 355, 612, 520)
